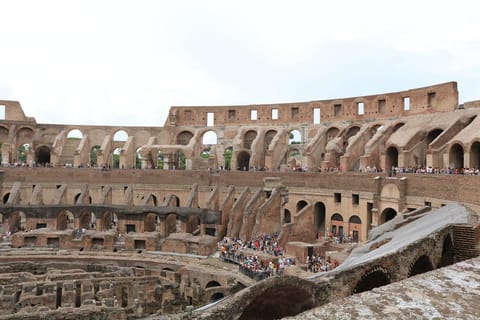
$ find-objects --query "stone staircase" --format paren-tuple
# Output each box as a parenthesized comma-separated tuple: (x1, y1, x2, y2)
(58, 138, 79, 166)
(453, 224, 480, 262)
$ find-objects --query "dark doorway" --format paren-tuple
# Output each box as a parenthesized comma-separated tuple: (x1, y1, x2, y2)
(35, 145, 51, 166)
(408, 255, 433, 277)
(353, 270, 390, 294)
(237, 151, 250, 171)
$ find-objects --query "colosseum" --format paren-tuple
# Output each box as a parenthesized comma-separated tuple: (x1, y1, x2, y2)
(0, 81, 479, 319)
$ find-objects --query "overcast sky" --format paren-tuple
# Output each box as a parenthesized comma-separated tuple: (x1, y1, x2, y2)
(1, 0, 479, 126)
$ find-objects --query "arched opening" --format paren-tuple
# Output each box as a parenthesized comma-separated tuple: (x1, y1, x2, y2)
(57, 210, 74, 230)
(353, 269, 391, 294)
(239, 284, 316, 320)
(210, 292, 224, 302)
(156, 151, 164, 169)
(74, 193, 81, 204)
(17, 143, 29, 164)
(314, 202, 326, 237)
(186, 214, 200, 234)
(202, 130, 218, 145)
(165, 213, 177, 236)
(331, 213, 344, 236)
(237, 151, 250, 171)
(177, 151, 186, 170)
(168, 195, 180, 207)
(438, 234, 455, 268)
(386, 146, 398, 171)
(67, 129, 83, 140)
(286, 148, 301, 170)
(349, 215, 362, 242)
(243, 130, 257, 149)
(345, 126, 360, 140)
(177, 131, 194, 145)
(470, 141, 480, 169)
(112, 147, 122, 169)
(9, 211, 26, 233)
(283, 209, 291, 224)
(380, 208, 397, 224)
(145, 213, 159, 232)
(426, 129, 443, 144)
(102, 211, 118, 231)
(205, 280, 221, 289)
(3, 192, 10, 204)
(288, 129, 302, 145)
(223, 147, 233, 170)
(392, 122, 405, 133)
(296, 200, 308, 213)
(79, 212, 96, 230)
(449, 143, 464, 169)
(90, 145, 101, 167)
(35, 145, 51, 166)
(408, 255, 434, 277)
(264, 130, 277, 151)
(135, 147, 143, 169)
(113, 130, 128, 141)
(326, 127, 339, 141)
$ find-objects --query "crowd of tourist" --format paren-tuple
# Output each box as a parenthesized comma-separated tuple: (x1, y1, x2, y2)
(219, 233, 295, 280)
(305, 255, 339, 273)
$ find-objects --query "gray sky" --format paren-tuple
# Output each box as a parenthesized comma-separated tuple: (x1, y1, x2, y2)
(1, 0, 479, 126)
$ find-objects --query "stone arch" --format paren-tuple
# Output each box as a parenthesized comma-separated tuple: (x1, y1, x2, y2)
(165, 213, 177, 236)
(90, 145, 101, 167)
(3, 192, 10, 204)
(449, 143, 464, 169)
(386, 146, 398, 170)
(330, 213, 344, 236)
(35, 145, 51, 166)
(186, 214, 200, 234)
(145, 213, 159, 232)
(238, 277, 317, 320)
(353, 267, 391, 294)
(426, 128, 443, 144)
(296, 200, 308, 213)
(264, 130, 277, 151)
(408, 254, 434, 277)
(177, 131, 194, 145)
(205, 280, 221, 289)
(288, 129, 302, 145)
(470, 141, 480, 169)
(167, 195, 180, 207)
(223, 147, 233, 170)
(380, 208, 397, 224)
(243, 130, 257, 149)
(112, 147, 122, 168)
(9, 210, 26, 233)
(326, 127, 340, 141)
(314, 202, 326, 236)
(113, 130, 128, 141)
(102, 211, 118, 231)
(67, 129, 83, 139)
(438, 233, 455, 268)
(210, 292, 224, 302)
(57, 210, 75, 230)
(349, 215, 361, 242)
(79, 211, 96, 230)
(331, 213, 343, 221)
(202, 130, 218, 145)
(17, 143, 30, 164)
(237, 151, 250, 171)
(15, 127, 34, 162)
(345, 126, 360, 140)
(392, 122, 405, 133)
(283, 209, 291, 224)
